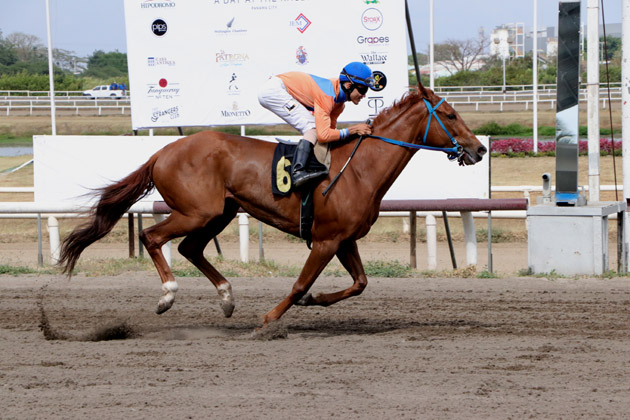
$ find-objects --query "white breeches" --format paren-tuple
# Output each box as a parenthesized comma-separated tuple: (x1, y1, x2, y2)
(258, 76, 316, 142)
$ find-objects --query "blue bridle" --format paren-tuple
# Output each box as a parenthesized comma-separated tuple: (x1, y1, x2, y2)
(322, 97, 465, 196)
(367, 97, 464, 162)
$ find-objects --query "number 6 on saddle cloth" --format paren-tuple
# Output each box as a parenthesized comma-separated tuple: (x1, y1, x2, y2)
(271, 140, 328, 248)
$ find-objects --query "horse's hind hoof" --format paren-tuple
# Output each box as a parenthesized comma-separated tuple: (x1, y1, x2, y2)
(156, 298, 174, 314)
(296, 293, 313, 306)
(220, 301, 235, 318)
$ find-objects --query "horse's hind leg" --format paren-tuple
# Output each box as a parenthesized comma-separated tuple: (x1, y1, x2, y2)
(177, 202, 239, 318)
(297, 240, 367, 307)
(140, 210, 209, 314)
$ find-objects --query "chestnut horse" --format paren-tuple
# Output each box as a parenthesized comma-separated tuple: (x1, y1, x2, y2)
(59, 85, 486, 327)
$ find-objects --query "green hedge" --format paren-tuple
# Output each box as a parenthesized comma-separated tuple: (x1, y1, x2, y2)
(0, 71, 85, 92)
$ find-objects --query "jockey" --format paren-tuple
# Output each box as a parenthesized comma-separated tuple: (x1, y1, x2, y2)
(258, 62, 375, 188)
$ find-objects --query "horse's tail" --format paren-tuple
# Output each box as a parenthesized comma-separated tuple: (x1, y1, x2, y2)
(58, 154, 159, 275)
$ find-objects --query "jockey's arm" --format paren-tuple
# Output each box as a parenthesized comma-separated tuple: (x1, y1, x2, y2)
(314, 101, 371, 142)
(329, 102, 371, 137)
(313, 102, 345, 143)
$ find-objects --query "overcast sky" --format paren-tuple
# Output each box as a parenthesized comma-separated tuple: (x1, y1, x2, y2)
(0, 0, 623, 58)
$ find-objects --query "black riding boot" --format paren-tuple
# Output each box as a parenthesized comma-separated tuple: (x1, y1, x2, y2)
(292, 139, 328, 188)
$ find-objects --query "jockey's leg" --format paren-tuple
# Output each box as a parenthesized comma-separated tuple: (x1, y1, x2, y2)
(258, 78, 326, 187)
(291, 130, 328, 188)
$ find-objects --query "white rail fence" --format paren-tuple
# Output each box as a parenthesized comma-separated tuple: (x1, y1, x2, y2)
(0, 83, 621, 96)
(0, 199, 527, 270)
(0, 85, 621, 116)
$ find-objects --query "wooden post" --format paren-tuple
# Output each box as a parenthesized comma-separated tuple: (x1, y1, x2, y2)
(128, 213, 135, 258)
(138, 214, 144, 259)
(409, 211, 417, 268)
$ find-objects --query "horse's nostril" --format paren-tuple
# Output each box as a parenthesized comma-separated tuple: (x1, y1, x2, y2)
(478, 145, 488, 155)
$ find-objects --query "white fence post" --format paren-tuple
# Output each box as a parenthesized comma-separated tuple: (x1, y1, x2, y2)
(47, 216, 60, 264)
(239, 213, 249, 263)
(461, 211, 477, 266)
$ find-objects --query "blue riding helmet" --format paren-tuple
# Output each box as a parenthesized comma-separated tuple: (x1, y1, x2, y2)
(340, 62, 374, 88)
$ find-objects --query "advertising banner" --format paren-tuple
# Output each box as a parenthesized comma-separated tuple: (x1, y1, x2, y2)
(124, 0, 408, 129)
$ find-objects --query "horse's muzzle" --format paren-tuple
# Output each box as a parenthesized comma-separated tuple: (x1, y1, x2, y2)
(460, 144, 487, 166)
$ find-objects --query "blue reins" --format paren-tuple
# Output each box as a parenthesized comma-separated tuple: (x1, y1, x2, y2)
(322, 96, 464, 197)
(367, 134, 461, 156)
(367, 97, 463, 161)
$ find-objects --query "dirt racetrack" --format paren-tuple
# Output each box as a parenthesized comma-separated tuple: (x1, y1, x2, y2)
(1, 272, 629, 419)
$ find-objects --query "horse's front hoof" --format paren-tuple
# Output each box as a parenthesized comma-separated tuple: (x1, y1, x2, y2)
(220, 300, 235, 318)
(217, 283, 234, 318)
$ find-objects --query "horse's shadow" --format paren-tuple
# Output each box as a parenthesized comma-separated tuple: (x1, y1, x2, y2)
(137, 317, 499, 341)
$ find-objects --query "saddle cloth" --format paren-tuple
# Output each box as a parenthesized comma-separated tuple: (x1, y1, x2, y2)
(271, 140, 330, 249)
(271, 140, 330, 197)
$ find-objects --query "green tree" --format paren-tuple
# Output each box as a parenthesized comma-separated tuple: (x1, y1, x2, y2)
(408, 52, 427, 66)
(600, 36, 620, 61)
(84, 50, 128, 78)
(5, 32, 46, 62)
(0, 30, 18, 67)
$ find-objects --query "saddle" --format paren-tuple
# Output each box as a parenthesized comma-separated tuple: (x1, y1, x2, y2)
(271, 140, 330, 248)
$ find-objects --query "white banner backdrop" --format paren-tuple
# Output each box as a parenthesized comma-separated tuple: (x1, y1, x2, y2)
(33, 136, 488, 205)
(124, 0, 408, 129)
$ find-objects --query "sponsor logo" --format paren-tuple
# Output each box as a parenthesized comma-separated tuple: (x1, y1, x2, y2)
(371, 71, 387, 91)
(215, 17, 248, 35)
(147, 78, 181, 99)
(216, 50, 250, 67)
(151, 19, 168, 36)
(227, 73, 240, 95)
(212, 0, 252, 4)
(295, 46, 309, 65)
(360, 51, 387, 65)
(141, 0, 176, 9)
(148, 56, 176, 67)
(284, 100, 298, 112)
(151, 106, 180, 122)
(294, 13, 311, 33)
(361, 8, 383, 31)
(212, 0, 305, 7)
(221, 102, 251, 118)
(368, 96, 385, 117)
(356, 35, 389, 45)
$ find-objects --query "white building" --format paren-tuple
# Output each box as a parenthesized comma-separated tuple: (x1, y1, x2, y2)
(490, 23, 525, 58)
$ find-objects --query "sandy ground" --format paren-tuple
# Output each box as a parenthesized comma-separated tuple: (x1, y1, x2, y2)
(1, 231, 628, 419)
(1, 272, 629, 419)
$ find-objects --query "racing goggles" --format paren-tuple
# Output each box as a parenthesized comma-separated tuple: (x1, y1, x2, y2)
(354, 84, 369, 95)
(342, 70, 375, 94)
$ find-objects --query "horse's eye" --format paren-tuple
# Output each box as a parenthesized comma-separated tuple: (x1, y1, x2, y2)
(447, 114, 457, 120)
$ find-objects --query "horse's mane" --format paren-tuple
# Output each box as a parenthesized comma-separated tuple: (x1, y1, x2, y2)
(371, 89, 424, 130)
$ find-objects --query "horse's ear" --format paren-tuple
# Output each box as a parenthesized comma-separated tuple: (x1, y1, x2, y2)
(416, 79, 429, 99)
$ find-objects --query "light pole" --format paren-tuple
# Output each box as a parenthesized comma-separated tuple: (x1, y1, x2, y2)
(502, 55, 507, 92)
(493, 37, 508, 92)
(533, 0, 538, 154)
